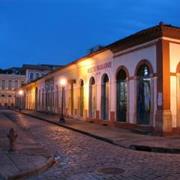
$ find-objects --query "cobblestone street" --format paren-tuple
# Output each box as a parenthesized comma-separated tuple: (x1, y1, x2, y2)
(1, 110, 180, 180)
(1, 2, 180, 179)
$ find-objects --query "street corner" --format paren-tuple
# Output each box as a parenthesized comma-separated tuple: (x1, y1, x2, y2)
(0, 151, 55, 180)
(0, 112, 55, 179)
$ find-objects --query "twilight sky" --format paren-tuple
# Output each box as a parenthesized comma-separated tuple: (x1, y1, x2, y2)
(0, 0, 179, 68)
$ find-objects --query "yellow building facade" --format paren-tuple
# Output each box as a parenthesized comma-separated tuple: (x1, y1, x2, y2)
(0, 74, 25, 108)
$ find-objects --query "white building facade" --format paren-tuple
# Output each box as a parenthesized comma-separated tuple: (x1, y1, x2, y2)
(22, 64, 61, 83)
(20, 24, 180, 135)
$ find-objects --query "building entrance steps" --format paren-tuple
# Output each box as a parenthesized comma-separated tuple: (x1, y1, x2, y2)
(21, 110, 180, 154)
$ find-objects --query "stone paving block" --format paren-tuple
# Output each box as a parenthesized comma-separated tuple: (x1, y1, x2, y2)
(2, 110, 180, 180)
(0, 152, 19, 177)
(8, 153, 47, 171)
(0, 110, 52, 179)
(22, 110, 180, 152)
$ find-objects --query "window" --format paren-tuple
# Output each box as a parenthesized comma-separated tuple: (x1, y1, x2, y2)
(101, 74, 109, 120)
(36, 73, 39, 79)
(8, 80, 12, 90)
(29, 73, 34, 81)
(15, 80, 18, 89)
(116, 68, 128, 122)
(136, 64, 151, 125)
(2, 80, 5, 90)
(89, 77, 96, 118)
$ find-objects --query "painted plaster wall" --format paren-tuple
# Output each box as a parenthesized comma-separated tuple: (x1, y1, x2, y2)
(169, 42, 180, 128)
(0, 74, 25, 107)
(113, 44, 157, 124)
(23, 42, 157, 125)
(76, 50, 113, 120)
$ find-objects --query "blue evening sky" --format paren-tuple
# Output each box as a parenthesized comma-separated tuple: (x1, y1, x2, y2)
(0, 0, 179, 68)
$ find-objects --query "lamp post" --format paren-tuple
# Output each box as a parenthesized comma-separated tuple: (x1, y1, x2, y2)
(59, 78, 67, 122)
(18, 90, 24, 112)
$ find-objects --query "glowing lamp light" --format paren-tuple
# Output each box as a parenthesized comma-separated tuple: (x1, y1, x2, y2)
(59, 78, 67, 122)
(18, 90, 24, 96)
(59, 78, 67, 87)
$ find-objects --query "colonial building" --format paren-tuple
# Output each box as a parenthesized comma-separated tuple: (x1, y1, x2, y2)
(0, 64, 61, 108)
(19, 23, 180, 135)
(0, 73, 25, 108)
(21, 64, 62, 83)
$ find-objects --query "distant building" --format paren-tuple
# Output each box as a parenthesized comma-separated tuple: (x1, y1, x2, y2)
(0, 64, 62, 108)
(0, 74, 25, 108)
(0, 67, 24, 75)
(21, 64, 62, 83)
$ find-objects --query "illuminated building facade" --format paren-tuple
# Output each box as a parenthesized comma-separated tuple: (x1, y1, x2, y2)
(22, 64, 62, 83)
(0, 74, 25, 108)
(19, 24, 180, 135)
(0, 64, 60, 108)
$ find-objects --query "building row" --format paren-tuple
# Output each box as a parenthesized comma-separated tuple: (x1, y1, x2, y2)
(17, 23, 180, 135)
(0, 64, 61, 108)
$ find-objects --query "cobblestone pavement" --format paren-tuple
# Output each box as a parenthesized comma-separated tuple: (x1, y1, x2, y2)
(0, 110, 52, 179)
(22, 110, 180, 151)
(4, 110, 180, 180)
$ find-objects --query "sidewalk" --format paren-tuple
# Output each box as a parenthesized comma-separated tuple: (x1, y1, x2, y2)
(21, 110, 180, 154)
(0, 111, 55, 179)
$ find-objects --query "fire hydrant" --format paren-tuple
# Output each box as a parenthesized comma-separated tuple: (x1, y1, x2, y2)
(7, 128, 18, 152)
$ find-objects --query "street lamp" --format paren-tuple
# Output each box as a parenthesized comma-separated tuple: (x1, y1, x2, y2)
(18, 90, 24, 112)
(59, 78, 67, 122)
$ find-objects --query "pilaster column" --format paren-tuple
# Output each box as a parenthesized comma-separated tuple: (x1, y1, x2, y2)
(155, 39, 172, 135)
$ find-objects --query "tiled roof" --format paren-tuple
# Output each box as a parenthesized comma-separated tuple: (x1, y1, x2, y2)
(22, 23, 180, 86)
(108, 23, 180, 52)
(22, 64, 63, 71)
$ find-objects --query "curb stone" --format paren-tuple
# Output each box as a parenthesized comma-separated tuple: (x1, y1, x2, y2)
(20, 111, 116, 144)
(7, 156, 55, 180)
(19, 111, 180, 155)
(129, 145, 180, 154)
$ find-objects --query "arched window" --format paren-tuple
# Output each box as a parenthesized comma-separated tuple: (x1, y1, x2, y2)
(136, 63, 151, 124)
(116, 68, 128, 122)
(89, 77, 96, 118)
(80, 80, 84, 117)
(101, 74, 109, 120)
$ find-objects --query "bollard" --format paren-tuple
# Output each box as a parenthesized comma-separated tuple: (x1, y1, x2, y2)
(7, 128, 18, 152)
